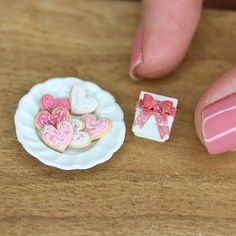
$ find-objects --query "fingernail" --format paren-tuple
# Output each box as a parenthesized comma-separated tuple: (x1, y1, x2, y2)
(130, 26, 144, 80)
(202, 93, 236, 154)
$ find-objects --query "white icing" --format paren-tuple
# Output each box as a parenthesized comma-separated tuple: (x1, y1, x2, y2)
(70, 85, 98, 115)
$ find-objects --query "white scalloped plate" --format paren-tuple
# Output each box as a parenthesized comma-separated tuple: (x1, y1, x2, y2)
(14, 77, 126, 170)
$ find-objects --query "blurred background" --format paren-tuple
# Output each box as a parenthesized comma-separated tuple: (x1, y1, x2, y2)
(204, 0, 236, 9)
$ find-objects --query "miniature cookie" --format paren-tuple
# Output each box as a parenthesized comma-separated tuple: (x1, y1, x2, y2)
(41, 121, 73, 153)
(69, 118, 91, 148)
(35, 107, 69, 130)
(80, 114, 111, 140)
(70, 131, 92, 149)
(39, 94, 70, 113)
(70, 84, 98, 115)
(69, 118, 85, 131)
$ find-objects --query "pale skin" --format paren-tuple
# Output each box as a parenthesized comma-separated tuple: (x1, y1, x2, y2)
(130, 0, 236, 154)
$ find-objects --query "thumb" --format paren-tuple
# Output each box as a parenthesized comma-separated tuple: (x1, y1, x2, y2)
(130, 0, 203, 80)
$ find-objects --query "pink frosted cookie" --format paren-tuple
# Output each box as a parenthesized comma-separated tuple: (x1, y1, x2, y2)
(41, 121, 73, 153)
(80, 114, 111, 140)
(39, 94, 70, 113)
(35, 107, 69, 130)
(69, 118, 91, 148)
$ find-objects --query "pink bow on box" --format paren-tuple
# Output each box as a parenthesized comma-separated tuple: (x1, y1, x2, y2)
(133, 94, 176, 139)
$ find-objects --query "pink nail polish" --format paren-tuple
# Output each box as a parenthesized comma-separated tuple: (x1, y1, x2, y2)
(130, 26, 144, 80)
(202, 93, 236, 154)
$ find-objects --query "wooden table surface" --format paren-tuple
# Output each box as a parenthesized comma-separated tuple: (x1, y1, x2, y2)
(1, 0, 236, 235)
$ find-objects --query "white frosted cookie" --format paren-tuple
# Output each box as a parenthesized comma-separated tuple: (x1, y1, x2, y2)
(69, 118, 92, 148)
(70, 84, 98, 115)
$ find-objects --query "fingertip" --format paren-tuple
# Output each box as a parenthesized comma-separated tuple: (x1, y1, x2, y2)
(129, 26, 144, 81)
(194, 67, 236, 154)
(134, 51, 185, 80)
(129, 0, 202, 80)
(129, 53, 143, 81)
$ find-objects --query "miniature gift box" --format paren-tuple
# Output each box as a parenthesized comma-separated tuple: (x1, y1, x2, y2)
(132, 91, 178, 142)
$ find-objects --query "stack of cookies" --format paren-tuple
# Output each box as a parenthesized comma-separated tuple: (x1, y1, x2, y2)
(34, 84, 112, 153)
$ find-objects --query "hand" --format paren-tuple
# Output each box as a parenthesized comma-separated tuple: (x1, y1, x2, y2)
(130, 0, 203, 80)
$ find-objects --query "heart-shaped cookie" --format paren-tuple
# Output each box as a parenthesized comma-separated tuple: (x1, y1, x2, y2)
(69, 118, 85, 131)
(35, 107, 69, 130)
(80, 114, 111, 140)
(70, 85, 98, 115)
(69, 118, 91, 148)
(70, 131, 91, 149)
(41, 121, 73, 152)
(39, 94, 70, 113)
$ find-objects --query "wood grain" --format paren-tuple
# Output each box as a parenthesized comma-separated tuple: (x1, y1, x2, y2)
(0, 0, 236, 235)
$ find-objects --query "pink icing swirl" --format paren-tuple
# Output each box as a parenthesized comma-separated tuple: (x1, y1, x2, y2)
(80, 114, 110, 139)
(57, 98, 70, 111)
(35, 107, 69, 129)
(39, 94, 70, 112)
(53, 108, 69, 125)
(42, 121, 73, 152)
(39, 94, 55, 112)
